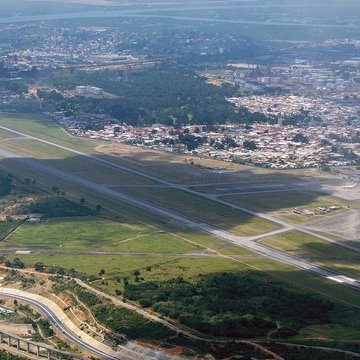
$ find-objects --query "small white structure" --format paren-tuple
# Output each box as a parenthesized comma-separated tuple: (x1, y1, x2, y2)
(76, 86, 88, 94)
(76, 85, 103, 95)
(88, 86, 103, 95)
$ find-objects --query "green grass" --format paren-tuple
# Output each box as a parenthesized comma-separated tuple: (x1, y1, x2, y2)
(259, 231, 360, 280)
(7, 253, 175, 278)
(0, 113, 97, 151)
(49, 156, 156, 186)
(4, 216, 197, 253)
(0, 220, 21, 241)
(0, 139, 72, 159)
(4, 216, 145, 248)
(0, 128, 20, 140)
(125, 187, 278, 236)
(1, 114, 360, 345)
(259, 231, 359, 259)
(222, 191, 352, 223)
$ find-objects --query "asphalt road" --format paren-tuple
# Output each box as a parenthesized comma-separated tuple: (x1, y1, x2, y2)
(0, 289, 125, 360)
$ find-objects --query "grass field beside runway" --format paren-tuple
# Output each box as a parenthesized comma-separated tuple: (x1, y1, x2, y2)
(259, 231, 359, 259)
(1, 114, 360, 347)
(0, 114, 97, 151)
(124, 187, 278, 236)
(222, 191, 354, 223)
(0, 128, 23, 140)
(259, 231, 360, 279)
(0, 133, 278, 237)
(4, 216, 201, 253)
(0, 138, 74, 159)
(0, 113, 303, 185)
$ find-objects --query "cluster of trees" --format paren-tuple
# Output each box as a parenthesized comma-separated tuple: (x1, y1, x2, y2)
(93, 305, 172, 340)
(76, 289, 99, 307)
(124, 273, 334, 338)
(38, 67, 276, 127)
(38, 319, 54, 338)
(4, 257, 25, 269)
(17, 196, 95, 218)
(283, 109, 322, 127)
(0, 350, 26, 360)
(0, 172, 12, 196)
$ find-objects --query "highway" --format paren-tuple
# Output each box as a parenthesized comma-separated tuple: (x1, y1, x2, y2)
(0, 142, 359, 291)
(0, 288, 147, 360)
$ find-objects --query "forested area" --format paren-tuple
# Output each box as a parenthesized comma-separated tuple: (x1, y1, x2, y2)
(0, 350, 25, 360)
(124, 273, 334, 338)
(0, 172, 12, 196)
(16, 196, 96, 218)
(38, 67, 275, 126)
(93, 305, 173, 340)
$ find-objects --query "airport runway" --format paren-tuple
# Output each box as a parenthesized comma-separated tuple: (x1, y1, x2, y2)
(0, 143, 359, 291)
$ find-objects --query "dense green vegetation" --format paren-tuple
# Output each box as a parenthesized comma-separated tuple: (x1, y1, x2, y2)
(38, 319, 54, 338)
(93, 305, 173, 340)
(0, 172, 12, 196)
(0, 350, 26, 360)
(16, 196, 96, 217)
(76, 289, 99, 307)
(265, 343, 360, 360)
(124, 273, 334, 338)
(39, 67, 273, 126)
(0, 220, 20, 241)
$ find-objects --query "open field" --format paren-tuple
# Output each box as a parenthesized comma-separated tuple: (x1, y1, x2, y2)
(0, 114, 320, 185)
(305, 209, 360, 242)
(222, 191, 355, 223)
(124, 187, 278, 236)
(0, 128, 23, 140)
(0, 114, 98, 151)
(6, 252, 360, 313)
(1, 114, 360, 347)
(0, 125, 279, 237)
(96, 142, 319, 185)
(0, 138, 73, 159)
(259, 231, 360, 280)
(259, 231, 359, 260)
(4, 216, 201, 253)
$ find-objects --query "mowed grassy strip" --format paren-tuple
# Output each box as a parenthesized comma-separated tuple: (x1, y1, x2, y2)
(0, 139, 73, 159)
(1, 139, 360, 312)
(0, 128, 22, 139)
(222, 191, 352, 223)
(260, 231, 360, 280)
(316, 261, 360, 280)
(0, 113, 97, 152)
(0, 114, 280, 185)
(8, 253, 360, 311)
(49, 155, 157, 186)
(4, 216, 147, 249)
(0, 136, 157, 186)
(5, 216, 200, 254)
(124, 187, 278, 236)
(259, 231, 359, 259)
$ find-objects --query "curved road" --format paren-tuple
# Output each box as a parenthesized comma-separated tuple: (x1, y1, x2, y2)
(0, 287, 156, 360)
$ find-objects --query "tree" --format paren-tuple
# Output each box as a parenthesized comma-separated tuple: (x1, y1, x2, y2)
(79, 198, 86, 206)
(35, 262, 45, 272)
(95, 204, 102, 212)
(243, 140, 257, 150)
(292, 133, 309, 144)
